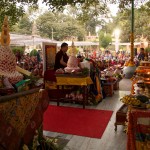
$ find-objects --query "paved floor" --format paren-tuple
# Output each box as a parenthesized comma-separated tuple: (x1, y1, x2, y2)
(119, 79, 132, 91)
(43, 79, 132, 150)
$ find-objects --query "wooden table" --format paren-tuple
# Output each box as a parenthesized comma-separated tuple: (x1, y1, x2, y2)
(114, 104, 128, 131)
(103, 82, 115, 97)
(100, 78, 116, 97)
(56, 75, 93, 109)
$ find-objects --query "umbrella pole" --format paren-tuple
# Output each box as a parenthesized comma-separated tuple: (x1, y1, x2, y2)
(123, 0, 136, 78)
(129, 0, 135, 66)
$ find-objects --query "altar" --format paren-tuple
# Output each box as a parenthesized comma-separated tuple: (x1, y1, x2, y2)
(56, 74, 93, 109)
(127, 107, 150, 150)
(0, 88, 49, 149)
(116, 61, 150, 150)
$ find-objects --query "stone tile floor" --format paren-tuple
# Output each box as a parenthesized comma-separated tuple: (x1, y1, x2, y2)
(44, 79, 132, 150)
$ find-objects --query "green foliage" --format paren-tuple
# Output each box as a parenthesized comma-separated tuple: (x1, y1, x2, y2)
(30, 49, 38, 56)
(1, 0, 148, 42)
(105, 1, 150, 42)
(27, 127, 63, 150)
(3, 0, 144, 12)
(33, 0, 146, 12)
(0, 1, 38, 29)
(99, 31, 112, 48)
(11, 46, 24, 55)
(134, 5, 150, 41)
(0, 0, 147, 31)
(102, 35, 112, 48)
(36, 12, 86, 41)
(68, 3, 109, 35)
(12, 14, 32, 34)
(42, 137, 63, 150)
(12, 5, 41, 34)
(43, 0, 102, 11)
(0, 1, 24, 29)
(81, 67, 89, 76)
(105, 9, 131, 42)
(145, 47, 150, 53)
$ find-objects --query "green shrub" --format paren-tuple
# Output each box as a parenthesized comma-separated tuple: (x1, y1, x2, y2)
(11, 46, 24, 55)
(30, 49, 38, 56)
(145, 47, 150, 53)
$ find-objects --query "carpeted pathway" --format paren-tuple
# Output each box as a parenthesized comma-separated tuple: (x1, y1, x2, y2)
(43, 105, 113, 138)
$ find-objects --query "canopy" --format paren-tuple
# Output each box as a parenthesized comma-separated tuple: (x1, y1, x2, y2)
(10, 33, 99, 47)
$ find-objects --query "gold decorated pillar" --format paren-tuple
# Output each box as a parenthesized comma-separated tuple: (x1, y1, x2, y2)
(130, 33, 134, 62)
(129, 0, 135, 66)
(123, 0, 136, 78)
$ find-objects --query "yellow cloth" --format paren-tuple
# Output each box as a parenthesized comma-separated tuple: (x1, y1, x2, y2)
(45, 81, 71, 90)
(45, 81, 57, 89)
(56, 76, 93, 86)
(0, 91, 40, 136)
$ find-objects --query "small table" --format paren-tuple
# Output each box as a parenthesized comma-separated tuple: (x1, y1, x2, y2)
(56, 75, 93, 109)
(115, 104, 128, 131)
(103, 82, 115, 97)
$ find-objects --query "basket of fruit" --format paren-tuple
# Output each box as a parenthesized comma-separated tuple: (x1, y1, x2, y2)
(120, 94, 150, 108)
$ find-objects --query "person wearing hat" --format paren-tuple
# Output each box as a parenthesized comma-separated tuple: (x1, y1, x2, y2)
(54, 42, 69, 70)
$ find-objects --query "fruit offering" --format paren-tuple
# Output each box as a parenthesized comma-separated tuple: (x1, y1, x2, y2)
(120, 95, 141, 106)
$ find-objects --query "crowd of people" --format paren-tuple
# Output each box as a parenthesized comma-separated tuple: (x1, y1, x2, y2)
(15, 51, 43, 77)
(85, 47, 150, 69)
(14, 45, 149, 78)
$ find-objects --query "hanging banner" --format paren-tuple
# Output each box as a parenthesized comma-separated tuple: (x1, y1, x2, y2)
(42, 42, 57, 71)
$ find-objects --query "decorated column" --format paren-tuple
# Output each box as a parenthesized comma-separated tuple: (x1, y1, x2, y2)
(130, 0, 135, 64)
(123, 0, 136, 78)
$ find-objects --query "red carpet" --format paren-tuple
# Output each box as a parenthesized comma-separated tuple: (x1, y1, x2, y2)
(43, 105, 113, 138)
